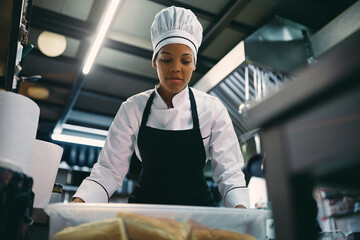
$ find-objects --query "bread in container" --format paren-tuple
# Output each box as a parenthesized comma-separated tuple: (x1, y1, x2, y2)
(52, 218, 128, 240)
(184, 219, 256, 240)
(116, 211, 187, 240)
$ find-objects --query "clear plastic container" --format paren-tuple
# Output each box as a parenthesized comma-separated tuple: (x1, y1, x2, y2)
(318, 230, 346, 240)
(45, 203, 269, 239)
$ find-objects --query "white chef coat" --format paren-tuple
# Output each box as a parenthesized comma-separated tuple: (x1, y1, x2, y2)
(73, 85, 249, 208)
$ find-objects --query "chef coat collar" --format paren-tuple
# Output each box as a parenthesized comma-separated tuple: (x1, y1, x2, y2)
(154, 85, 190, 109)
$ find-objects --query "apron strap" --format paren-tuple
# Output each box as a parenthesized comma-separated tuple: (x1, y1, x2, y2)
(140, 91, 156, 128)
(188, 87, 200, 130)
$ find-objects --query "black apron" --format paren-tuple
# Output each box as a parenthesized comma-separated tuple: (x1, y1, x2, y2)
(128, 88, 215, 206)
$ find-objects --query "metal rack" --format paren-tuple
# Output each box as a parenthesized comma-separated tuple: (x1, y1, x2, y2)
(207, 62, 288, 139)
(244, 30, 360, 240)
(1, 0, 32, 91)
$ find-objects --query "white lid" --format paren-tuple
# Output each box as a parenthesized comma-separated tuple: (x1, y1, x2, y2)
(0, 157, 24, 173)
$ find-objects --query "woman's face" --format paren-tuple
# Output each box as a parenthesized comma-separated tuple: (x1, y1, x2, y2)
(153, 43, 196, 96)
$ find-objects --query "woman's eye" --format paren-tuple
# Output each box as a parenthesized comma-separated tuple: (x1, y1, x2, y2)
(161, 58, 171, 63)
(182, 59, 192, 64)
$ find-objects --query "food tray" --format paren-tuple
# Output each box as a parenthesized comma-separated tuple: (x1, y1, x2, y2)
(45, 203, 269, 239)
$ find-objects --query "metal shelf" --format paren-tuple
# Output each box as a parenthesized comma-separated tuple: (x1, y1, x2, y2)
(244, 30, 360, 240)
(1, 0, 32, 91)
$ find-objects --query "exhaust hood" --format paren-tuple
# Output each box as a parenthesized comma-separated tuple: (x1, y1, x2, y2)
(194, 16, 312, 141)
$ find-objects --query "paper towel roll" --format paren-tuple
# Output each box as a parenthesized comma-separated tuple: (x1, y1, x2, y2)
(30, 139, 63, 208)
(0, 91, 40, 174)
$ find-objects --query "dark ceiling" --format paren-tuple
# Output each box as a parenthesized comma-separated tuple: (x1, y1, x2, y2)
(14, 0, 357, 142)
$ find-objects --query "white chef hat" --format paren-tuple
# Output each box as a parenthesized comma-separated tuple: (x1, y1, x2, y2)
(150, 6, 203, 64)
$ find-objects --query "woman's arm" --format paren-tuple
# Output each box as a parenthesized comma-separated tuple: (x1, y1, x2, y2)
(72, 101, 138, 203)
(72, 197, 85, 203)
(209, 98, 249, 208)
(235, 204, 246, 209)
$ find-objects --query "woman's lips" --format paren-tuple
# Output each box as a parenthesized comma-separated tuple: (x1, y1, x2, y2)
(167, 77, 182, 80)
(166, 77, 183, 83)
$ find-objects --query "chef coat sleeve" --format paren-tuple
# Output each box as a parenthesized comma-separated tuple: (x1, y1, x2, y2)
(209, 98, 249, 208)
(73, 102, 136, 203)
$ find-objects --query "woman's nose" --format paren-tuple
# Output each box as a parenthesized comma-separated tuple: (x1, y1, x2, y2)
(170, 62, 181, 72)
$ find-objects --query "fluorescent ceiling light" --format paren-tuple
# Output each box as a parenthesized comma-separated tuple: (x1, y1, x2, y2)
(82, 0, 121, 75)
(51, 133, 105, 147)
(62, 124, 108, 136)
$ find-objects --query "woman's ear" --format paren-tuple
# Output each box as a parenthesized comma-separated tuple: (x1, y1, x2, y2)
(152, 60, 157, 68)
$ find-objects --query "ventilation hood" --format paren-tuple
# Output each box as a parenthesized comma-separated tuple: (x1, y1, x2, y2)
(194, 16, 312, 141)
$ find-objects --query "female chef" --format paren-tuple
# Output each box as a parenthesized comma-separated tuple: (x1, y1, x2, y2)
(73, 6, 249, 208)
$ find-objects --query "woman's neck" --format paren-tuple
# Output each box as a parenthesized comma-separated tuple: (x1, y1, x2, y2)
(157, 86, 174, 108)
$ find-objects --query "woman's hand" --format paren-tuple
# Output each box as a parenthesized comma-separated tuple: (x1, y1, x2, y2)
(235, 204, 246, 209)
(72, 197, 85, 203)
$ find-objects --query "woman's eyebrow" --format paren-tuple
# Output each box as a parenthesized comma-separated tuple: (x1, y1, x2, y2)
(161, 52, 192, 56)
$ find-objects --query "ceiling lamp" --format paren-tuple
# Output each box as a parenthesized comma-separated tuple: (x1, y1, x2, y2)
(27, 85, 50, 99)
(37, 31, 67, 57)
(82, 0, 122, 74)
(51, 133, 105, 147)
